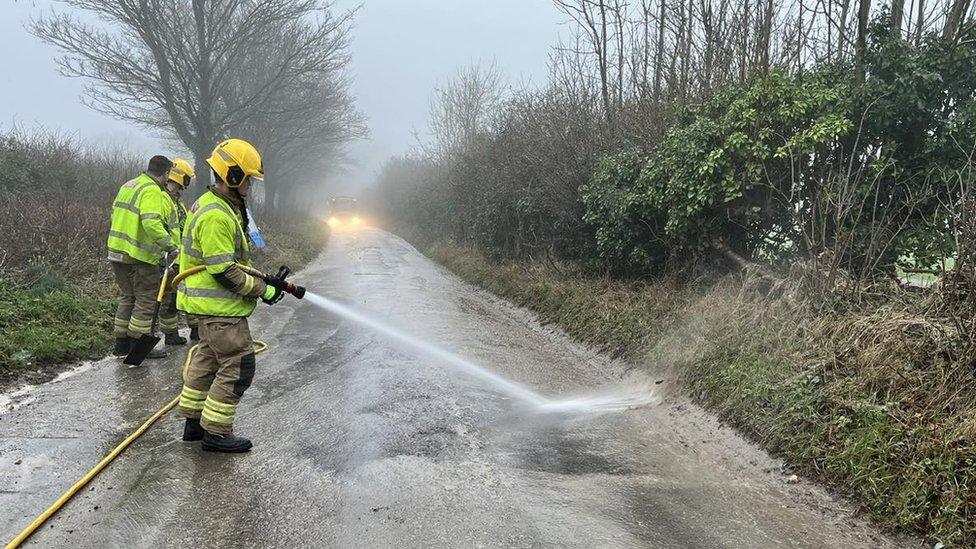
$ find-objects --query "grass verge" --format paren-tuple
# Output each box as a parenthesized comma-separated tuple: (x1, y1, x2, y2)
(426, 240, 975, 547)
(0, 219, 329, 392)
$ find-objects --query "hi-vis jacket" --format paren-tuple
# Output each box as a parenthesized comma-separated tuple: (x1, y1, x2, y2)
(177, 190, 274, 317)
(106, 174, 178, 265)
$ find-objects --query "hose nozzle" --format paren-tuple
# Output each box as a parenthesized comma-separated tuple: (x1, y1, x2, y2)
(268, 265, 305, 299)
(285, 282, 306, 299)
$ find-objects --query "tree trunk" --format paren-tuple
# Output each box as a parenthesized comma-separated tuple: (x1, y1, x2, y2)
(192, 0, 215, 199)
(188, 144, 212, 205)
(916, 0, 925, 44)
(891, 0, 905, 35)
(678, 1, 691, 98)
(854, 0, 869, 85)
(739, 0, 750, 82)
(944, 0, 973, 43)
(653, 0, 667, 101)
(616, 3, 624, 111)
(703, 0, 714, 88)
(837, 0, 852, 59)
(758, 0, 773, 74)
(597, 1, 614, 125)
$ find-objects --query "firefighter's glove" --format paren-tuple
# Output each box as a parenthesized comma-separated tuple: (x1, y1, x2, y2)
(261, 283, 284, 305)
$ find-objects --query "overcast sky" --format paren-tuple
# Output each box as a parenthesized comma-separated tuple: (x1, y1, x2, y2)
(0, 0, 564, 191)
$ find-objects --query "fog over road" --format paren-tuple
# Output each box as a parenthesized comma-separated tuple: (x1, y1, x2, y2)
(1, 229, 908, 548)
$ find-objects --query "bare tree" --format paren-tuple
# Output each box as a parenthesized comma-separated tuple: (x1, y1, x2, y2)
(427, 62, 506, 159)
(33, 0, 360, 200)
(554, 0, 628, 124)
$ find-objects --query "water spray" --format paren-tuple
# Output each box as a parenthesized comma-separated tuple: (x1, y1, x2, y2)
(302, 292, 657, 414)
(304, 292, 549, 406)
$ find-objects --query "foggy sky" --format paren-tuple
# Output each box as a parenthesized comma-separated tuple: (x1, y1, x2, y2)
(0, 0, 564, 192)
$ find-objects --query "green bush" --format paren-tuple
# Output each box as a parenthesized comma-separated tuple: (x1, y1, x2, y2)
(581, 25, 976, 276)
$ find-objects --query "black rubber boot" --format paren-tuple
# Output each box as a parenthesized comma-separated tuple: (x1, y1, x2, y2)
(202, 431, 252, 453)
(183, 418, 205, 442)
(146, 345, 168, 359)
(189, 326, 200, 341)
(165, 332, 188, 346)
(112, 337, 132, 357)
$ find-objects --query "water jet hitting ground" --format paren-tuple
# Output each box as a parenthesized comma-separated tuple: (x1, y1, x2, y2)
(303, 292, 656, 414)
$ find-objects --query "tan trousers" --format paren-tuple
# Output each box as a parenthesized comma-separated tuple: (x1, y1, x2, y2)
(178, 317, 256, 435)
(111, 261, 161, 338)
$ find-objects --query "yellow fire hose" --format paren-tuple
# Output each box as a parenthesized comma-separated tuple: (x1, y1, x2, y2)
(169, 263, 268, 291)
(6, 334, 269, 548)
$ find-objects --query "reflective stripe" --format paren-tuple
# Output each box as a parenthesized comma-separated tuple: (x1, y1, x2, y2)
(182, 239, 203, 259)
(129, 180, 155, 207)
(183, 203, 225, 237)
(202, 396, 238, 425)
(180, 399, 206, 412)
(203, 253, 236, 266)
(181, 386, 207, 400)
(202, 409, 233, 425)
(181, 287, 244, 300)
(140, 213, 162, 220)
(116, 180, 154, 213)
(114, 201, 140, 215)
(241, 274, 255, 296)
(108, 230, 160, 255)
(107, 251, 128, 262)
(204, 397, 238, 414)
(179, 395, 206, 412)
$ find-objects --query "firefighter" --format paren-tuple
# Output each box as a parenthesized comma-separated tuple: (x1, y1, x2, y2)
(159, 158, 197, 345)
(176, 139, 286, 453)
(107, 155, 177, 359)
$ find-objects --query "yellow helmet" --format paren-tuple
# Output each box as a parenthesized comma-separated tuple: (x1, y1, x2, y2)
(168, 158, 195, 188)
(206, 138, 264, 188)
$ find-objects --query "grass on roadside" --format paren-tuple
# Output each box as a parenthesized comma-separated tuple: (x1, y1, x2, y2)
(0, 280, 116, 386)
(0, 219, 329, 391)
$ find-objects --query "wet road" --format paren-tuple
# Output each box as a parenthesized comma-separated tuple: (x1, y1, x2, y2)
(2, 229, 909, 548)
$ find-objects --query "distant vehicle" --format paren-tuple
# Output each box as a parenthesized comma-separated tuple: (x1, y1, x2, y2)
(327, 196, 361, 227)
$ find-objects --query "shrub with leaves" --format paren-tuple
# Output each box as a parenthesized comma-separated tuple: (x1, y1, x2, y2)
(584, 70, 853, 272)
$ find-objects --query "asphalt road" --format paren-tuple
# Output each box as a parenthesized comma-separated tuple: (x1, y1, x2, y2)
(1, 228, 912, 548)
